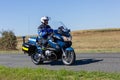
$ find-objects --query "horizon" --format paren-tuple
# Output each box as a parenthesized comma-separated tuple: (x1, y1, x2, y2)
(0, 27, 120, 37)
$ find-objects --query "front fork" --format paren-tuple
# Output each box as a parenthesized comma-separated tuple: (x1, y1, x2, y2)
(62, 48, 66, 57)
(62, 47, 74, 56)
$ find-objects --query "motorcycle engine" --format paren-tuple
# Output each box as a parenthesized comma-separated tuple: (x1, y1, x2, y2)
(45, 50, 51, 56)
(45, 50, 57, 60)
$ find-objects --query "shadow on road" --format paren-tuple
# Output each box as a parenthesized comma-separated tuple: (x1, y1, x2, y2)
(42, 58, 103, 66)
(74, 59, 103, 65)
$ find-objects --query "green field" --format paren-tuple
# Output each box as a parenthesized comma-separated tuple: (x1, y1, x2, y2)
(0, 66, 120, 80)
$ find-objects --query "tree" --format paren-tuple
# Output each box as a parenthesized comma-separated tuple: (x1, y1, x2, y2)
(0, 30, 17, 50)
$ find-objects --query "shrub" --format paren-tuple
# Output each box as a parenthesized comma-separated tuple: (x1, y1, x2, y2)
(0, 30, 17, 50)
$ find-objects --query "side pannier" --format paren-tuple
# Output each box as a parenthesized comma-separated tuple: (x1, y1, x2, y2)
(22, 43, 36, 55)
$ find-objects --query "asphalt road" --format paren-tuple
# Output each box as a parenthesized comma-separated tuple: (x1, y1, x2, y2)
(0, 53, 120, 72)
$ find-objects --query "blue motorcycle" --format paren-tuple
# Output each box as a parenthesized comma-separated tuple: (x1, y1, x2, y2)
(22, 22, 76, 65)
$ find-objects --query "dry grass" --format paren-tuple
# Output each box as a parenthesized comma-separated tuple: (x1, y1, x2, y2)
(72, 28, 120, 53)
(17, 28, 120, 53)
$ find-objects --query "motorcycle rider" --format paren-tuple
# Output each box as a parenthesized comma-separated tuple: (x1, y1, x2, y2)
(37, 16, 53, 50)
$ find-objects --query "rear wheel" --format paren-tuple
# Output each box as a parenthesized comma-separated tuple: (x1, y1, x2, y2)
(62, 51, 76, 65)
(31, 52, 43, 65)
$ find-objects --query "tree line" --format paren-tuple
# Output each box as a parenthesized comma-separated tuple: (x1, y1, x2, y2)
(0, 30, 17, 50)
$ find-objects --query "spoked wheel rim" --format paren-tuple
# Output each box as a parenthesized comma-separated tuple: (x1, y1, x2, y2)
(62, 51, 75, 65)
(31, 52, 43, 65)
(32, 53, 40, 62)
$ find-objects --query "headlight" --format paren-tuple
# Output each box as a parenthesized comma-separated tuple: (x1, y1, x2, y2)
(62, 36, 72, 41)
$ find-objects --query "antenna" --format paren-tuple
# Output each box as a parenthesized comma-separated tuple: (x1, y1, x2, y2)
(28, 16, 30, 36)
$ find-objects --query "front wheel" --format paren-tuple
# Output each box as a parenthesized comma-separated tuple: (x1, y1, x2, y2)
(31, 53, 43, 65)
(62, 51, 76, 65)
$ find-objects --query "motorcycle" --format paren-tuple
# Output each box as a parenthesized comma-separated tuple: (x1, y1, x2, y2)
(22, 22, 76, 65)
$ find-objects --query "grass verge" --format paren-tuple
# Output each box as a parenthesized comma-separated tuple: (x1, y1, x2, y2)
(0, 50, 22, 54)
(0, 65, 120, 80)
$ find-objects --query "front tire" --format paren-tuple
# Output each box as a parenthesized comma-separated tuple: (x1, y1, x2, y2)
(62, 51, 76, 65)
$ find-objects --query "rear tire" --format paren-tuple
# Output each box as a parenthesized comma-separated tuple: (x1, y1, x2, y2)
(62, 51, 76, 65)
(31, 53, 43, 65)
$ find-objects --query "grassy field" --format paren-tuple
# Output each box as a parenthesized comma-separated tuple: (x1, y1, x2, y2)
(72, 28, 120, 53)
(16, 28, 120, 53)
(0, 65, 120, 80)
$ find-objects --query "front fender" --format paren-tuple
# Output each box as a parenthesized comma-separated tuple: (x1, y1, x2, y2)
(65, 47, 74, 51)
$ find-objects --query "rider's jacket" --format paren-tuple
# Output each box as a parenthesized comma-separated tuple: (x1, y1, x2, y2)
(38, 23, 52, 39)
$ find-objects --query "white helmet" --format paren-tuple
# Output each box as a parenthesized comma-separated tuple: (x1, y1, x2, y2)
(40, 16, 50, 23)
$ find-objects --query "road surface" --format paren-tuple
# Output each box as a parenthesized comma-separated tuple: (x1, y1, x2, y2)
(0, 53, 120, 72)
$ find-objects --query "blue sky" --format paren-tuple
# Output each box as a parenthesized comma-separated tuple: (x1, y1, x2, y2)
(0, 0, 120, 36)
